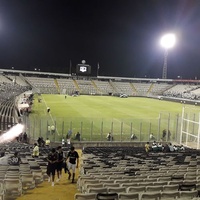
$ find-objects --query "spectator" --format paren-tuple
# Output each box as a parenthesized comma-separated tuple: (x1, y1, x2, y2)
(157, 142, 163, 152)
(149, 133, 156, 140)
(45, 138, 50, 147)
(47, 125, 51, 132)
(9, 152, 21, 165)
(67, 130, 72, 138)
(145, 142, 150, 153)
(168, 143, 174, 152)
(61, 138, 65, 147)
(131, 133, 137, 140)
(47, 148, 58, 186)
(106, 132, 113, 141)
(47, 107, 50, 113)
(173, 145, 178, 151)
(32, 143, 39, 157)
(75, 132, 81, 141)
(66, 146, 79, 183)
(180, 145, 185, 151)
(162, 129, 166, 139)
(40, 137, 45, 147)
(56, 146, 64, 181)
(152, 141, 158, 152)
(51, 125, 55, 134)
(37, 137, 42, 147)
(23, 132, 28, 143)
(66, 138, 71, 148)
(163, 143, 170, 152)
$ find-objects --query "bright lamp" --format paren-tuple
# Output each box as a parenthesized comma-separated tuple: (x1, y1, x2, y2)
(160, 33, 176, 49)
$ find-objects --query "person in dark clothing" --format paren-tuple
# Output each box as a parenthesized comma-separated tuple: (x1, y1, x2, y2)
(131, 133, 137, 140)
(23, 132, 27, 143)
(47, 148, 58, 186)
(66, 146, 79, 183)
(163, 143, 170, 152)
(9, 152, 21, 165)
(56, 146, 64, 182)
(75, 132, 81, 141)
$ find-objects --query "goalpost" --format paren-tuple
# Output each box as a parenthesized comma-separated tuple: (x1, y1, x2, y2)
(180, 106, 200, 149)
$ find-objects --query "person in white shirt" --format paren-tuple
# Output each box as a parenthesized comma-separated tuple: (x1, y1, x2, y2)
(149, 133, 155, 140)
(61, 138, 65, 146)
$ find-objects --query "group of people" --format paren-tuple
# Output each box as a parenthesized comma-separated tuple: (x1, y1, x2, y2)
(145, 141, 185, 153)
(9, 144, 79, 187)
(47, 146, 79, 186)
(37, 137, 51, 147)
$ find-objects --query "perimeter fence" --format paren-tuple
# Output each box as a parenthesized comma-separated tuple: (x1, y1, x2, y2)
(24, 112, 182, 144)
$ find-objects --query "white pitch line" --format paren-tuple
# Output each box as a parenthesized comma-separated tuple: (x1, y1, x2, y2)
(41, 95, 60, 136)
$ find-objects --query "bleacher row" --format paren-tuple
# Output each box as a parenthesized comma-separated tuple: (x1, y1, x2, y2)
(0, 142, 68, 200)
(0, 81, 30, 131)
(75, 146, 200, 200)
(22, 76, 200, 100)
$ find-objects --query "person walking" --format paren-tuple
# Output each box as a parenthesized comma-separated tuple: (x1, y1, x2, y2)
(66, 146, 79, 183)
(56, 146, 64, 182)
(47, 148, 58, 186)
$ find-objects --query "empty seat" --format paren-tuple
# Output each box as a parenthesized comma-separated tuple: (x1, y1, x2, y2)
(160, 191, 179, 199)
(74, 193, 96, 200)
(127, 186, 146, 193)
(163, 184, 179, 191)
(179, 190, 198, 199)
(118, 193, 139, 200)
(108, 187, 126, 193)
(146, 185, 163, 192)
(140, 192, 161, 200)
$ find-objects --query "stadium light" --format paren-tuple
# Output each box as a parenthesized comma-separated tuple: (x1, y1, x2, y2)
(160, 33, 176, 79)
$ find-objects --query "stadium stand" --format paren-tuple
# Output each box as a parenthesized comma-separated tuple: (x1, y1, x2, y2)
(74, 146, 200, 199)
(1, 69, 200, 199)
(25, 77, 58, 94)
(93, 80, 114, 95)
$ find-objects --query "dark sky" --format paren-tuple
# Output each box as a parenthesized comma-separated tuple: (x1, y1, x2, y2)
(0, 0, 200, 79)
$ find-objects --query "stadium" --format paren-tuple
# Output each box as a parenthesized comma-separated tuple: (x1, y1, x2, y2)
(0, 66, 200, 199)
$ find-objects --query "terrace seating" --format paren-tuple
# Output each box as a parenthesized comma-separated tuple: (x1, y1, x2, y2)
(93, 80, 114, 95)
(26, 77, 58, 94)
(79, 146, 200, 200)
(76, 79, 97, 95)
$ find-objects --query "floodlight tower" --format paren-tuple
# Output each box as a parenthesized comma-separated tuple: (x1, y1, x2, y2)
(160, 33, 176, 79)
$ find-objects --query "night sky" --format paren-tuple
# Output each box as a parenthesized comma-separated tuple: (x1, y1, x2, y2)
(0, 0, 200, 79)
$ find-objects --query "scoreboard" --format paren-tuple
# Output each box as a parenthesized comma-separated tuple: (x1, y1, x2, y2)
(76, 64, 91, 75)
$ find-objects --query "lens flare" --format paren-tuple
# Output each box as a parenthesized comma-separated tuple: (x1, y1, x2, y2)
(0, 124, 24, 143)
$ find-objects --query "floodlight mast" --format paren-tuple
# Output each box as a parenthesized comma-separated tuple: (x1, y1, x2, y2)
(160, 33, 176, 79)
(162, 49, 168, 79)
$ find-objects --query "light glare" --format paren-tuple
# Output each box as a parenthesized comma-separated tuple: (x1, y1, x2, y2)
(160, 33, 176, 49)
(0, 124, 24, 143)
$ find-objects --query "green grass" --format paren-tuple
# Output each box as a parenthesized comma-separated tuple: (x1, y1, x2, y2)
(28, 94, 198, 142)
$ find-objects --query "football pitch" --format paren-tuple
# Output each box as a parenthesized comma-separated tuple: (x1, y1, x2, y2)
(29, 94, 190, 142)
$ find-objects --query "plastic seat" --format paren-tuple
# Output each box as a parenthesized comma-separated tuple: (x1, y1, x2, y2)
(126, 186, 146, 193)
(74, 193, 96, 200)
(118, 192, 139, 200)
(96, 192, 118, 200)
(179, 190, 198, 199)
(140, 192, 161, 200)
(160, 191, 179, 199)
(107, 187, 126, 193)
